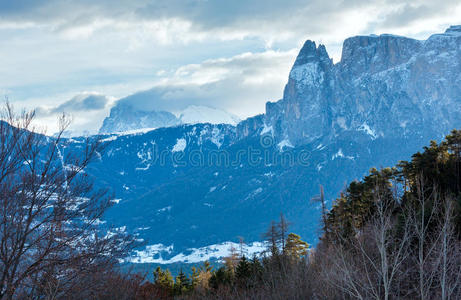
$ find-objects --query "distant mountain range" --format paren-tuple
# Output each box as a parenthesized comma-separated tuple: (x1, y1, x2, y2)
(99, 103, 240, 133)
(70, 25, 461, 263)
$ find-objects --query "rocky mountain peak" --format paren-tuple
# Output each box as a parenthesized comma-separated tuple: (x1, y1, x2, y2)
(339, 34, 422, 77)
(293, 40, 330, 66)
(99, 104, 180, 133)
(259, 25, 461, 147)
(445, 25, 461, 35)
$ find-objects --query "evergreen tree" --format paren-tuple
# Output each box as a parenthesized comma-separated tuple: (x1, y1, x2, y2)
(190, 266, 200, 288)
(153, 266, 174, 296)
(250, 255, 263, 283)
(235, 255, 252, 283)
(174, 269, 191, 295)
(285, 233, 309, 260)
(209, 267, 233, 290)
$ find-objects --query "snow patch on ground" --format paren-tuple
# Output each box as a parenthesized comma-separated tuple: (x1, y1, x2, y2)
(123, 241, 267, 264)
(157, 206, 171, 213)
(260, 124, 274, 136)
(136, 143, 156, 170)
(112, 128, 157, 136)
(289, 62, 324, 86)
(101, 135, 118, 142)
(332, 149, 354, 160)
(245, 187, 263, 200)
(316, 143, 325, 150)
(211, 127, 224, 148)
(172, 138, 187, 152)
(277, 138, 294, 151)
(358, 122, 377, 139)
(179, 105, 240, 126)
(316, 163, 325, 171)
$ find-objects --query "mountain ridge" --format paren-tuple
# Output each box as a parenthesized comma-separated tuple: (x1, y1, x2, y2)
(99, 103, 241, 134)
(75, 25, 461, 263)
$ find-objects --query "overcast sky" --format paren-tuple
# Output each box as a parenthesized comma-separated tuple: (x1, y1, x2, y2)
(1, 0, 460, 134)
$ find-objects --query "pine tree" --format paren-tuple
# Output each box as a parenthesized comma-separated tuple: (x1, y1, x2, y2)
(190, 266, 200, 288)
(209, 267, 233, 290)
(174, 269, 191, 295)
(250, 255, 263, 282)
(153, 266, 174, 296)
(235, 255, 252, 283)
(285, 233, 309, 260)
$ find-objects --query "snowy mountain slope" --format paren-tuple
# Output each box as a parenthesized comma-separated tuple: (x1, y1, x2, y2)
(99, 103, 180, 133)
(78, 25, 461, 263)
(179, 105, 240, 125)
(259, 25, 461, 146)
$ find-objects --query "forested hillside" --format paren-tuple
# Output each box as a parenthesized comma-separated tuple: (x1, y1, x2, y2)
(1, 103, 460, 299)
(130, 130, 461, 299)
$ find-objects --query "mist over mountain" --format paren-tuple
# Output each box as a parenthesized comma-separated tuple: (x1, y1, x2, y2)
(99, 103, 241, 133)
(76, 25, 461, 263)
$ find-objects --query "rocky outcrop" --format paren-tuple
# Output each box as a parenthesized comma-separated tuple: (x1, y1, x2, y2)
(259, 26, 461, 148)
(99, 104, 180, 133)
(100, 103, 241, 133)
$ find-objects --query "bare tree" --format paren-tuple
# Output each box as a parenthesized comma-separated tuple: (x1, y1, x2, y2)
(368, 188, 411, 300)
(263, 221, 281, 257)
(278, 213, 289, 253)
(433, 196, 461, 300)
(0, 103, 133, 299)
(407, 175, 441, 300)
(323, 182, 412, 300)
(312, 185, 328, 233)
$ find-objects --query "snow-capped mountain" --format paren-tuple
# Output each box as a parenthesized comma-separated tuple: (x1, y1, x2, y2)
(99, 103, 179, 133)
(241, 25, 461, 146)
(100, 103, 240, 133)
(178, 105, 240, 126)
(79, 25, 461, 263)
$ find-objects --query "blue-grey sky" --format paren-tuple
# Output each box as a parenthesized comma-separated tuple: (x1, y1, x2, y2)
(1, 0, 460, 134)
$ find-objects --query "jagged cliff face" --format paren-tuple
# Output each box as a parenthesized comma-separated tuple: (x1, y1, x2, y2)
(100, 104, 241, 133)
(100, 104, 180, 133)
(261, 25, 461, 146)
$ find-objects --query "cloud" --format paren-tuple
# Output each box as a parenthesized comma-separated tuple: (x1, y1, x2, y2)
(33, 92, 113, 135)
(36, 93, 110, 115)
(365, 0, 461, 32)
(51, 93, 109, 113)
(114, 49, 298, 118)
(28, 49, 295, 135)
(0, 1, 458, 68)
(1, 0, 461, 135)
(1, 0, 460, 46)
